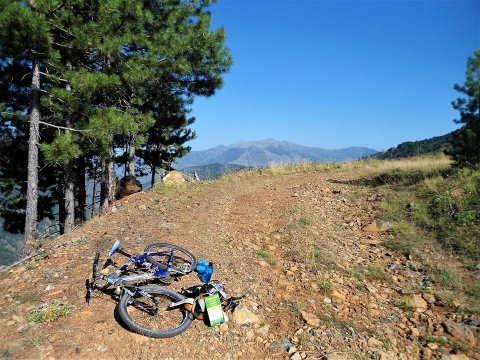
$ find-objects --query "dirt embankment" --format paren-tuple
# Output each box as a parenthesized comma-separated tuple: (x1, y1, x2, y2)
(0, 167, 478, 360)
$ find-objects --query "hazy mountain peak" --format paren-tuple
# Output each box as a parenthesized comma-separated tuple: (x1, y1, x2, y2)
(175, 139, 377, 168)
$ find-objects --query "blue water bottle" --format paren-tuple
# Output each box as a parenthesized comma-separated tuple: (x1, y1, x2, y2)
(196, 259, 214, 283)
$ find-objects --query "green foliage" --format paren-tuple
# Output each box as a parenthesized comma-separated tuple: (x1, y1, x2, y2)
(464, 283, 480, 300)
(0, 0, 232, 237)
(374, 133, 454, 160)
(347, 265, 389, 282)
(394, 299, 415, 311)
(13, 292, 39, 304)
(448, 50, 480, 167)
(0, 1, 52, 59)
(28, 300, 73, 324)
(434, 268, 459, 288)
(40, 133, 82, 163)
(380, 166, 480, 261)
(257, 250, 276, 266)
(316, 278, 333, 294)
(421, 334, 448, 346)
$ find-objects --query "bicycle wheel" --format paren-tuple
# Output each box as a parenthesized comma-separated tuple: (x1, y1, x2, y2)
(116, 286, 193, 338)
(144, 243, 197, 275)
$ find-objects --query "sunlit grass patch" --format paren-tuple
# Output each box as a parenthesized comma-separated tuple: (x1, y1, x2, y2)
(28, 300, 73, 324)
(154, 182, 187, 197)
(257, 250, 276, 266)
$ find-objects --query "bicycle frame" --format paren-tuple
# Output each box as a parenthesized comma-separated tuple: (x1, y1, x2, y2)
(86, 241, 192, 304)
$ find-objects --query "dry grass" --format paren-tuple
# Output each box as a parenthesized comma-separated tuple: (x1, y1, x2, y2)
(343, 153, 452, 173)
(220, 154, 452, 181)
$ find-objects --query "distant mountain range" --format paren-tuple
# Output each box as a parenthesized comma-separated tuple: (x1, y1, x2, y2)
(175, 139, 378, 168)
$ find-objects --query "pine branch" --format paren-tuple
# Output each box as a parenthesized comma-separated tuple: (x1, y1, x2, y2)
(38, 121, 90, 132)
(39, 72, 68, 82)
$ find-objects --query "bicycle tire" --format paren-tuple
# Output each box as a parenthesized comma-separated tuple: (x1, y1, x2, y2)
(144, 243, 197, 274)
(116, 286, 193, 338)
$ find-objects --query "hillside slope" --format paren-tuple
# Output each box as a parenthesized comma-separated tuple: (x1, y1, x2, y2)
(0, 164, 478, 359)
(374, 132, 455, 159)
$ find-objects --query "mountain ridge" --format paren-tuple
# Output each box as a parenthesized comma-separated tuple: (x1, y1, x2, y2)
(176, 139, 377, 168)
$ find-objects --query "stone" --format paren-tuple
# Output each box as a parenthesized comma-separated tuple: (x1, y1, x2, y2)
(441, 355, 469, 360)
(138, 204, 147, 210)
(443, 320, 477, 347)
(256, 325, 270, 337)
(291, 353, 302, 360)
(116, 175, 142, 199)
(331, 290, 346, 301)
(219, 323, 229, 333)
(411, 294, 428, 310)
(300, 311, 320, 327)
(422, 293, 436, 304)
(44, 284, 55, 292)
(162, 170, 186, 185)
(232, 306, 261, 326)
(367, 337, 383, 348)
(258, 260, 269, 267)
(410, 327, 421, 337)
(367, 302, 378, 309)
(450, 188, 465, 197)
(288, 346, 297, 355)
(422, 348, 432, 359)
(362, 220, 392, 233)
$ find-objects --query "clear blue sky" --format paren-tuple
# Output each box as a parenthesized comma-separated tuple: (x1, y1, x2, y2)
(190, 0, 480, 151)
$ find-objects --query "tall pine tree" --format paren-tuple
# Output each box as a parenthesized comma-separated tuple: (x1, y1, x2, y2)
(449, 50, 480, 167)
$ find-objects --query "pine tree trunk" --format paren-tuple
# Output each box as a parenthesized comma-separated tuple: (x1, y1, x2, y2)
(128, 133, 136, 175)
(91, 159, 98, 218)
(57, 167, 65, 235)
(74, 157, 86, 223)
(24, 60, 40, 241)
(100, 148, 116, 214)
(63, 70, 75, 233)
(150, 165, 156, 187)
(64, 160, 75, 232)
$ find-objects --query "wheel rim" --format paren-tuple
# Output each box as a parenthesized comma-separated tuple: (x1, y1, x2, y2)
(125, 291, 187, 332)
(147, 246, 194, 273)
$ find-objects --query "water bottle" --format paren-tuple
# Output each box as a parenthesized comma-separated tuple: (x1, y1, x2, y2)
(196, 259, 214, 283)
(201, 262, 213, 283)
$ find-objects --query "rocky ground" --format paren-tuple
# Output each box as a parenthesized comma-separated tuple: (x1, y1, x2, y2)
(0, 166, 478, 359)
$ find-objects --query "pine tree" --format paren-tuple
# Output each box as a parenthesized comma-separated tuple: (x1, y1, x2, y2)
(449, 50, 480, 167)
(1, 0, 232, 239)
(0, 0, 54, 241)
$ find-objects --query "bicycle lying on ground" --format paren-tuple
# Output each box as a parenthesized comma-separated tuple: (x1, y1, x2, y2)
(86, 240, 243, 338)
(86, 240, 197, 337)
(86, 240, 197, 294)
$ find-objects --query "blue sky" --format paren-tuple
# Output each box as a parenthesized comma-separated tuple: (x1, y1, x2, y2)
(190, 0, 480, 151)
